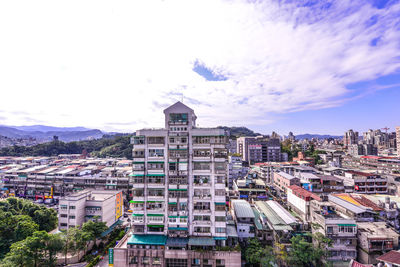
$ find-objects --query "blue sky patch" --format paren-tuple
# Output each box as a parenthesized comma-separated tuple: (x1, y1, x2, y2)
(192, 61, 227, 81)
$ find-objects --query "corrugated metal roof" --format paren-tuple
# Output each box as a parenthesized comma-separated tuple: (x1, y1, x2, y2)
(166, 237, 188, 247)
(328, 195, 367, 214)
(232, 200, 255, 218)
(267, 200, 297, 225)
(255, 201, 292, 231)
(226, 225, 238, 237)
(188, 237, 215, 246)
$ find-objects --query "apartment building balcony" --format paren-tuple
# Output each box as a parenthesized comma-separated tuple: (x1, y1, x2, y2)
(193, 156, 212, 161)
(214, 157, 226, 162)
(131, 196, 145, 202)
(168, 170, 188, 176)
(193, 231, 212, 237)
(194, 183, 211, 188)
(133, 157, 145, 162)
(147, 195, 165, 201)
(215, 196, 226, 202)
(193, 195, 212, 200)
(193, 209, 211, 214)
(193, 220, 212, 226)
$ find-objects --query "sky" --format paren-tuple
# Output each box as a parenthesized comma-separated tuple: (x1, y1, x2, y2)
(0, 0, 399, 135)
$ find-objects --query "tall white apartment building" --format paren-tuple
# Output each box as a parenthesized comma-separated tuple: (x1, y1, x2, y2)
(130, 101, 228, 245)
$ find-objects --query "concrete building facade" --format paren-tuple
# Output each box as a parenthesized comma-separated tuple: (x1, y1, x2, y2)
(58, 189, 123, 229)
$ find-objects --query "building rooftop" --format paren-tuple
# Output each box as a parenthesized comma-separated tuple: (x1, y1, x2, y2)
(376, 250, 400, 265)
(255, 201, 293, 231)
(232, 200, 255, 218)
(127, 234, 167, 246)
(276, 171, 296, 180)
(328, 195, 368, 214)
(288, 185, 321, 201)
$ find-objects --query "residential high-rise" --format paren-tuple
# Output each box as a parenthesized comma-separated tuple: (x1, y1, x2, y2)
(130, 101, 227, 242)
(343, 129, 359, 147)
(397, 126, 400, 156)
(112, 102, 242, 267)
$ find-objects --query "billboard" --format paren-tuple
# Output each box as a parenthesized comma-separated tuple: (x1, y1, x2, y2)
(115, 192, 123, 220)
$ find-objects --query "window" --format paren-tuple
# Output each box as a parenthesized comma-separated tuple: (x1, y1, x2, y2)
(216, 227, 226, 233)
(215, 189, 225, 196)
(193, 162, 210, 171)
(60, 223, 67, 227)
(215, 216, 226, 222)
(149, 149, 164, 157)
(327, 226, 333, 234)
(166, 258, 187, 267)
(129, 256, 138, 264)
(60, 214, 67, 218)
(169, 113, 188, 123)
(69, 215, 75, 219)
(191, 259, 201, 266)
(142, 257, 150, 264)
(69, 206, 75, 209)
(153, 257, 161, 265)
(214, 162, 225, 171)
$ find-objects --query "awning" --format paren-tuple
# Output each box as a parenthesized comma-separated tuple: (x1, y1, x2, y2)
(147, 224, 164, 228)
(168, 189, 187, 191)
(100, 219, 123, 237)
(130, 174, 144, 177)
(148, 161, 164, 164)
(132, 214, 144, 217)
(127, 234, 167, 245)
(168, 216, 188, 218)
(132, 162, 145, 164)
(166, 237, 189, 247)
(147, 214, 164, 217)
(188, 237, 215, 246)
(168, 202, 177, 205)
(213, 237, 227, 240)
(130, 200, 144, 203)
(146, 174, 165, 177)
(168, 227, 188, 231)
(215, 202, 225, 205)
(337, 224, 356, 227)
(147, 200, 164, 203)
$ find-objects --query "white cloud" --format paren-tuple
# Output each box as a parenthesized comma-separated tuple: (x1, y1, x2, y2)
(0, 0, 399, 131)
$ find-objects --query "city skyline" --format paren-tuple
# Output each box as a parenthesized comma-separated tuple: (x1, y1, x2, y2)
(0, 0, 399, 135)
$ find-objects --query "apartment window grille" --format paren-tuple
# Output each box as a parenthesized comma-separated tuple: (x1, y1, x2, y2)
(148, 149, 164, 157)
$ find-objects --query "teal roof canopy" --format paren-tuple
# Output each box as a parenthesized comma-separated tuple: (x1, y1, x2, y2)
(127, 234, 167, 246)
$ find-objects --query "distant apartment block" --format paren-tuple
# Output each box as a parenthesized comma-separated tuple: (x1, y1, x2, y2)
(58, 189, 123, 229)
(344, 130, 359, 147)
(236, 136, 282, 163)
(397, 126, 400, 157)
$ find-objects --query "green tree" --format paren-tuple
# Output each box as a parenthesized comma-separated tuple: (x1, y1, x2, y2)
(244, 238, 275, 267)
(32, 207, 58, 232)
(43, 233, 64, 267)
(312, 232, 333, 265)
(0, 239, 34, 267)
(288, 235, 314, 267)
(14, 215, 39, 241)
(69, 227, 90, 259)
(25, 231, 48, 267)
(82, 218, 108, 247)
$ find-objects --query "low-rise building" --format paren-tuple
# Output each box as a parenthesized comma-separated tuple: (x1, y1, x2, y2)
(310, 198, 358, 264)
(231, 200, 255, 241)
(357, 222, 399, 264)
(273, 171, 300, 194)
(58, 189, 123, 229)
(287, 185, 321, 222)
(345, 171, 388, 194)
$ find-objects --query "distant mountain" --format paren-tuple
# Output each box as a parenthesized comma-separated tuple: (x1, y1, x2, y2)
(0, 125, 104, 142)
(12, 125, 91, 132)
(295, 134, 342, 140)
(217, 126, 262, 138)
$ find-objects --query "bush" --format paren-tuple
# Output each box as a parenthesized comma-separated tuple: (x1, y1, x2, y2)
(86, 255, 101, 267)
